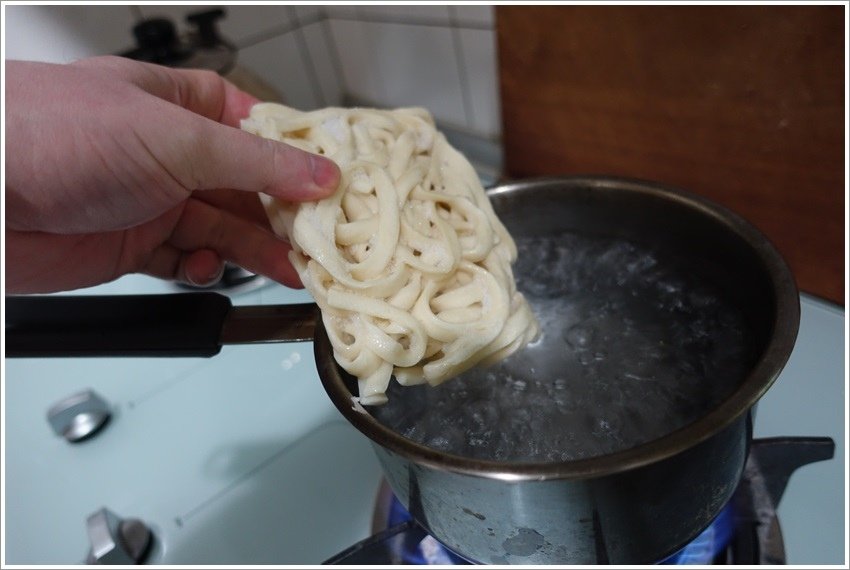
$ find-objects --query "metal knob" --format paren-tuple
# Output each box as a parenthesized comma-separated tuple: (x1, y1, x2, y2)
(85, 508, 153, 565)
(46, 389, 111, 442)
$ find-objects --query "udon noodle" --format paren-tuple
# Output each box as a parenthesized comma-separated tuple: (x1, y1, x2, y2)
(242, 104, 539, 404)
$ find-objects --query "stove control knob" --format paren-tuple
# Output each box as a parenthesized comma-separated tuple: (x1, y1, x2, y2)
(85, 508, 153, 565)
(47, 389, 111, 442)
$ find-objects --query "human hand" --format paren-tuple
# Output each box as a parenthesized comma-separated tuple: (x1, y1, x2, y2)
(5, 56, 340, 294)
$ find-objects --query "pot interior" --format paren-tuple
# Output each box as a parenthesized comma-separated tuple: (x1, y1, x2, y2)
(317, 177, 797, 469)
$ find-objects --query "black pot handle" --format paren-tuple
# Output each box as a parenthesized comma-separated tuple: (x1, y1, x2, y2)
(5, 293, 232, 358)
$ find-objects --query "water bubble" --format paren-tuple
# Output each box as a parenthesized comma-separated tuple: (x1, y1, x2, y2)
(371, 231, 752, 463)
(564, 323, 593, 348)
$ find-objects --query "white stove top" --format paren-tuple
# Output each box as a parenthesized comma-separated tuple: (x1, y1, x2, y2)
(2, 277, 846, 565)
(3, 277, 383, 564)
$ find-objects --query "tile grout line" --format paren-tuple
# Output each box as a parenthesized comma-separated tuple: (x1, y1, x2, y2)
(228, 10, 493, 126)
(353, 6, 387, 107)
(331, 13, 493, 31)
(128, 4, 143, 21)
(287, 6, 326, 108)
(320, 11, 348, 103)
(235, 21, 300, 51)
(449, 6, 477, 132)
(234, 11, 324, 51)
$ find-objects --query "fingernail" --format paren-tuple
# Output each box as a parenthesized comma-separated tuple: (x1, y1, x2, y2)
(188, 263, 225, 287)
(234, 90, 260, 118)
(208, 263, 226, 284)
(308, 154, 340, 192)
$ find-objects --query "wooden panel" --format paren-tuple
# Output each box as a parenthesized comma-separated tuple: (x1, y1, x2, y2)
(496, 6, 845, 304)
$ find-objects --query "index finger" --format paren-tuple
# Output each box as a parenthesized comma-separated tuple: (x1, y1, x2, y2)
(135, 62, 256, 127)
(76, 56, 253, 127)
(96, 58, 341, 200)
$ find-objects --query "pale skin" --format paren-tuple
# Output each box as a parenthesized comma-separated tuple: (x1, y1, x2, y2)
(5, 56, 340, 294)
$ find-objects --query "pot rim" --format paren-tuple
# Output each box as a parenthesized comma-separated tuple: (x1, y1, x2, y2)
(317, 175, 801, 481)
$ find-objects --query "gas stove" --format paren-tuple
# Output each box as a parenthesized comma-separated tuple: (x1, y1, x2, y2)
(329, 437, 835, 564)
(2, 276, 845, 564)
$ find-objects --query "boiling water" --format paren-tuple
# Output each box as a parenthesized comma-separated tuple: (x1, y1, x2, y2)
(371, 232, 754, 462)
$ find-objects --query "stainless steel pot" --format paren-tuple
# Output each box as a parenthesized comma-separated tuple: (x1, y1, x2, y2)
(6, 176, 800, 564)
(314, 177, 800, 564)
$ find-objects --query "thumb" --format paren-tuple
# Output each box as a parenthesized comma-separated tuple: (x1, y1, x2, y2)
(182, 119, 341, 201)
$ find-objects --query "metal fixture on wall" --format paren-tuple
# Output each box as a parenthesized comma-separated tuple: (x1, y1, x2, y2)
(119, 8, 284, 102)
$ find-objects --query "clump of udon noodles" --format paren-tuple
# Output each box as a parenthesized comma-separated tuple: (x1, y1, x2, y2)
(242, 104, 539, 405)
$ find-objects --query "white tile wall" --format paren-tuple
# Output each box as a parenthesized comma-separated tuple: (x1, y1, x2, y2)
(324, 4, 500, 137)
(3, 4, 503, 138)
(292, 5, 324, 25)
(457, 29, 501, 136)
(137, 5, 294, 48)
(356, 5, 451, 25)
(451, 5, 495, 28)
(3, 5, 137, 63)
(360, 21, 468, 128)
(301, 21, 344, 107)
(327, 19, 386, 105)
(322, 6, 361, 20)
(237, 31, 316, 110)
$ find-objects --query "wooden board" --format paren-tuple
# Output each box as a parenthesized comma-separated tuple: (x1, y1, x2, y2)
(496, 5, 845, 304)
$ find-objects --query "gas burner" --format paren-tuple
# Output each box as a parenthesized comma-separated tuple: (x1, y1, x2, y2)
(718, 437, 834, 564)
(174, 263, 269, 296)
(367, 489, 737, 565)
(325, 437, 834, 565)
(659, 504, 734, 564)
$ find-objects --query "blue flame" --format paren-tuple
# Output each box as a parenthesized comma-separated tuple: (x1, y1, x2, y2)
(658, 502, 735, 564)
(387, 498, 468, 564)
(387, 494, 735, 565)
